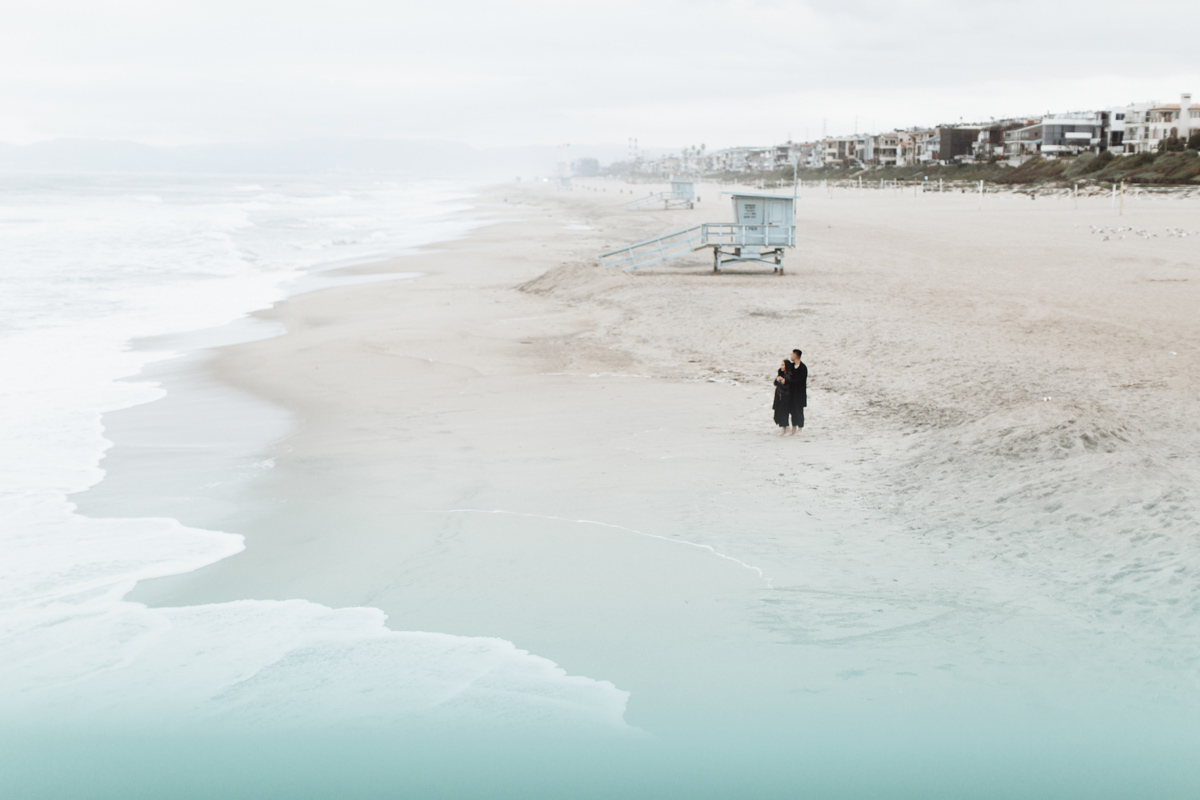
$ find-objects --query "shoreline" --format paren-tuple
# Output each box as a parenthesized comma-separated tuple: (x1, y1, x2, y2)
(50, 186, 647, 738)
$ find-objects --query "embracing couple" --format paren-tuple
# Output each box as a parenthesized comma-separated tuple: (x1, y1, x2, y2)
(772, 349, 807, 436)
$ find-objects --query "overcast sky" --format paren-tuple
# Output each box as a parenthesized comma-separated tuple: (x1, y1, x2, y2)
(3, 0, 1198, 151)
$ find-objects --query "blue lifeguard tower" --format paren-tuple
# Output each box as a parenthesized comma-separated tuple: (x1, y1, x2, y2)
(625, 179, 695, 210)
(600, 191, 796, 273)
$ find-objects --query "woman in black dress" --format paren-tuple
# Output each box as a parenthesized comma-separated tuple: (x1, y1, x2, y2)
(772, 360, 791, 435)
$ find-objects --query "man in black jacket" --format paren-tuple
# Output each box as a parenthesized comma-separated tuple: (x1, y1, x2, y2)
(786, 349, 807, 435)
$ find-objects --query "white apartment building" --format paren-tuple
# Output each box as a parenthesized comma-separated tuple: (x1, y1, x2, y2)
(911, 129, 939, 163)
(1122, 93, 1196, 153)
(1105, 106, 1131, 151)
(873, 132, 900, 167)
(706, 146, 776, 173)
(821, 137, 856, 167)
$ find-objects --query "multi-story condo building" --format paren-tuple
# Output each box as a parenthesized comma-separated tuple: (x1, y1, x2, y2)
(1122, 102, 1157, 153)
(791, 142, 821, 168)
(1122, 94, 1195, 153)
(771, 144, 796, 170)
(972, 120, 1034, 161)
(1004, 121, 1043, 162)
(821, 136, 860, 167)
(1003, 110, 1116, 162)
(911, 129, 939, 163)
(1040, 111, 1109, 156)
(1104, 106, 1130, 151)
(702, 146, 781, 173)
(874, 132, 900, 167)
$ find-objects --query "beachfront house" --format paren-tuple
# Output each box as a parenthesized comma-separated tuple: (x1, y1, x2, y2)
(1004, 121, 1043, 163)
(1002, 110, 1113, 163)
(1039, 111, 1109, 157)
(971, 120, 1032, 161)
(939, 126, 983, 163)
(706, 146, 774, 174)
(821, 136, 865, 167)
(802, 141, 824, 169)
(874, 132, 900, 167)
(912, 129, 940, 163)
(1104, 106, 1131, 152)
(1122, 93, 1196, 153)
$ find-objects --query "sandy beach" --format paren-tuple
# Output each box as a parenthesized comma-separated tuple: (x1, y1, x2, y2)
(75, 179, 1200, 792)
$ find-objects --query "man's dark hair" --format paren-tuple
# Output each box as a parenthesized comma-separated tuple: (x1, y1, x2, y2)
(793, 349, 802, 358)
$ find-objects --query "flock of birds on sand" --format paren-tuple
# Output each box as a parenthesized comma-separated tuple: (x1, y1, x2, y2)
(1090, 226, 1196, 241)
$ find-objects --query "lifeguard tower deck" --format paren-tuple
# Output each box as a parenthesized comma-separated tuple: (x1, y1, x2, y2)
(625, 179, 695, 210)
(600, 191, 795, 273)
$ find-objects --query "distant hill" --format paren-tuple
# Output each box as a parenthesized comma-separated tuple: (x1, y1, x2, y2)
(0, 139, 670, 179)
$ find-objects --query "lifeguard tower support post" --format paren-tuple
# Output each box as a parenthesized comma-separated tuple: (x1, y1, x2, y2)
(625, 179, 695, 210)
(599, 190, 796, 273)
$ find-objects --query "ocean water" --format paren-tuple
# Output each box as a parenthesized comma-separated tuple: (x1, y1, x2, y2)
(0, 174, 630, 742)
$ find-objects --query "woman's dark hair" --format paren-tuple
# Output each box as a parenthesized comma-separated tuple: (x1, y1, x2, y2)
(792, 349, 802, 358)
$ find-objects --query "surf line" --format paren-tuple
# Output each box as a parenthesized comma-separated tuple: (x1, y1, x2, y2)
(431, 509, 773, 588)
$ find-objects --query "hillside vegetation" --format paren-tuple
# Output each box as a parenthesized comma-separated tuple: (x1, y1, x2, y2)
(707, 149, 1200, 188)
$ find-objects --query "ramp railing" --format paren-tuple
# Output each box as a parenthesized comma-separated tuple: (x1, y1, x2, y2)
(625, 192, 670, 210)
(701, 223, 795, 248)
(599, 225, 705, 270)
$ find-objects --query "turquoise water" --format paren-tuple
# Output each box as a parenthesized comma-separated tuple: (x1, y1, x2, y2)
(4, 717, 1198, 799)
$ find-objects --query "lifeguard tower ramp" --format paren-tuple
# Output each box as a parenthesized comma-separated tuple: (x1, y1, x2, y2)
(600, 191, 795, 273)
(625, 179, 695, 210)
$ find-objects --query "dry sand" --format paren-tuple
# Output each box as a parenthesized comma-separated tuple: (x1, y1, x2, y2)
(117, 179, 1200, 746)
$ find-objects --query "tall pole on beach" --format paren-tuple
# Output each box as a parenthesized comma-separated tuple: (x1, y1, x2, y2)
(1120, 181, 1125, 216)
(978, 180, 983, 211)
